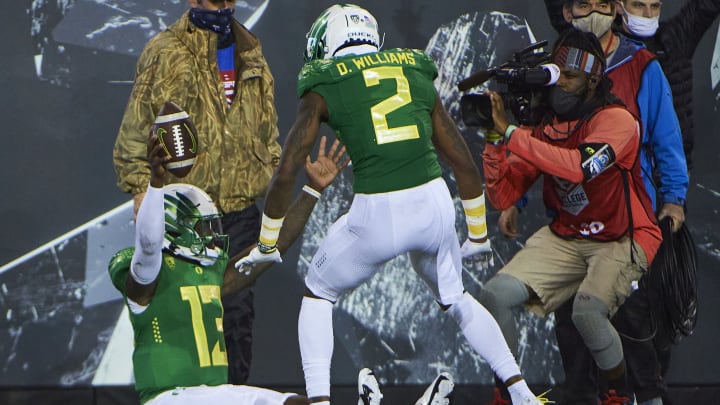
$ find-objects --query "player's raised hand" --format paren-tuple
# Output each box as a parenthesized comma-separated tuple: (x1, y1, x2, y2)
(305, 136, 349, 192)
(147, 133, 170, 187)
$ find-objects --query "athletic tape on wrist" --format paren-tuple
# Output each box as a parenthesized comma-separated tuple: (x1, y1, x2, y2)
(462, 194, 488, 239)
(505, 124, 517, 140)
(302, 185, 322, 199)
(259, 213, 284, 248)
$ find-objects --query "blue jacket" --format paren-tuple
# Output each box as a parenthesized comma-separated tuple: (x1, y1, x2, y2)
(607, 35, 688, 210)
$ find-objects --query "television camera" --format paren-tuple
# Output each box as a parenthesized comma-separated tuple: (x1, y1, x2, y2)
(458, 40, 559, 128)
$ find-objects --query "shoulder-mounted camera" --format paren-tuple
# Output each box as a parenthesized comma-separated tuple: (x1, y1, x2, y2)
(458, 40, 559, 128)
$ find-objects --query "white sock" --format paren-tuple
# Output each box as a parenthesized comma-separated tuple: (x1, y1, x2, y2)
(447, 293, 522, 382)
(298, 296, 334, 399)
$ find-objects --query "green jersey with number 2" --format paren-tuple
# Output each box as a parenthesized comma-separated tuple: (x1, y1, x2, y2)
(298, 48, 443, 194)
(109, 248, 229, 404)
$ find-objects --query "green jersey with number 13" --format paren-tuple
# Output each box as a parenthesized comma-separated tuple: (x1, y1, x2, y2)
(109, 248, 229, 404)
(298, 48, 443, 194)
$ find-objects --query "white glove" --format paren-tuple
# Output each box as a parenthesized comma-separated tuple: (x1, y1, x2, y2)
(234, 246, 282, 275)
(460, 238, 494, 269)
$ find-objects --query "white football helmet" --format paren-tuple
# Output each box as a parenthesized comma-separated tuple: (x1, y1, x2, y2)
(163, 184, 228, 266)
(305, 3, 382, 62)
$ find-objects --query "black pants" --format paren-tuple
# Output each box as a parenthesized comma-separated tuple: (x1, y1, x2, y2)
(555, 273, 667, 404)
(221, 204, 261, 385)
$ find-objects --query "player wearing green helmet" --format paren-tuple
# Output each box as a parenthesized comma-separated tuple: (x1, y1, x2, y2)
(162, 183, 228, 266)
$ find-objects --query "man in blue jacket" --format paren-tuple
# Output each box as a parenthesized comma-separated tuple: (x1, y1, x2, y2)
(545, 0, 720, 171)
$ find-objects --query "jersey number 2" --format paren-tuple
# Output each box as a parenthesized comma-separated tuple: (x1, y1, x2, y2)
(363, 66, 420, 145)
(180, 285, 227, 367)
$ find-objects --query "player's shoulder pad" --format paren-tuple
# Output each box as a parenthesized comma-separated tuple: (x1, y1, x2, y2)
(108, 248, 134, 293)
(375, 48, 438, 78)
(297, 48, 438, 97)
(398, 48, 436, 66)
(297, 59, 339, 97)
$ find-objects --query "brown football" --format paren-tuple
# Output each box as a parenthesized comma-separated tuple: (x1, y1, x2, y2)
(152, 102, 198, 178)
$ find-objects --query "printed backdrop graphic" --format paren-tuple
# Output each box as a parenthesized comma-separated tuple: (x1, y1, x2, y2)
(1, 0, 718, 388)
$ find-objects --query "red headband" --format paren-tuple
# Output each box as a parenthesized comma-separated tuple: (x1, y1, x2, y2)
(553, 46, 603, 76)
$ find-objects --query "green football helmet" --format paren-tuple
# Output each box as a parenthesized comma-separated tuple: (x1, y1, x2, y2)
(163, 184, 228, 266)
(304, 3, 381, 62)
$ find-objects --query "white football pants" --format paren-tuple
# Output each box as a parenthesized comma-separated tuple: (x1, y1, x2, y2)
(305, 177, 465, 306)
(146, 384, 296, 405)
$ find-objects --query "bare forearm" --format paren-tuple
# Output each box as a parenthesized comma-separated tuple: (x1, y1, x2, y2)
(277, 191, 319, 252)
(431, 99, 485, 199)
(264, 94, 324, 218)
(223, 254, 269, 295)
(263, 171, 299, 219)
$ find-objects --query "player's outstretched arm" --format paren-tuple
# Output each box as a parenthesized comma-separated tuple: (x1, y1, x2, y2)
(223, 136, 347, 295)
(246, 92, 330, 263)
(264, 92, 329, 219)
(125, 135, 170, 305)
(431, 97, 492, 263)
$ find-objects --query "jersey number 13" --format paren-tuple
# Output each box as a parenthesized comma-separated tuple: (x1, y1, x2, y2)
(180, 285, 227, 368)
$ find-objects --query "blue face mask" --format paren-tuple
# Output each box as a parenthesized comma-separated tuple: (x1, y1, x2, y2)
(189, 7, 235, 35)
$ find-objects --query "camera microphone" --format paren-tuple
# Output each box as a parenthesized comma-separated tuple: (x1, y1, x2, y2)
(494, 63, 560, 86)
(457, 70, 495, 91)
(457, 63, 560, 91)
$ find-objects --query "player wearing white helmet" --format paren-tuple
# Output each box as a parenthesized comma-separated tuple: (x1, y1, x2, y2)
(304, 3, 383, 61)
(234, 4, 546, 405)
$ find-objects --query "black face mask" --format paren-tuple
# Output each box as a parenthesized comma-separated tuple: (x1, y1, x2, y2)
(549, 86, 584, 116)
(189, 7, 235, 35)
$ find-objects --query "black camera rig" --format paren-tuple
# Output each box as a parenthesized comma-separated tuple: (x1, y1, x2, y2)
(458, 40, 556, 128)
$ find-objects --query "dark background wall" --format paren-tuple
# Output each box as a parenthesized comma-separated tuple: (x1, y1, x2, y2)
(0, 0, 718, 394)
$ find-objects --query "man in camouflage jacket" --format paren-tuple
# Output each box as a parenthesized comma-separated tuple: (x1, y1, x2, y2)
(113, 0, 280, 385)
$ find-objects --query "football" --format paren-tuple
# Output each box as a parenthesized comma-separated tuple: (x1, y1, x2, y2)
(152, 102, 199, 178)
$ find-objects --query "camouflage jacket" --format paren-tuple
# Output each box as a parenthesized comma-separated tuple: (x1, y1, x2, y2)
(114, 12, 280, 213)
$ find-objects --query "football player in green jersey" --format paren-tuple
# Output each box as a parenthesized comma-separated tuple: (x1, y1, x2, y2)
(234, 4, 545, 405)
(108, 133, 347, 405)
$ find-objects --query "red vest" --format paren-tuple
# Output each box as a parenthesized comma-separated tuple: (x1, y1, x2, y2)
(537, 107, 658, 248)
(607, 48, 656, 131)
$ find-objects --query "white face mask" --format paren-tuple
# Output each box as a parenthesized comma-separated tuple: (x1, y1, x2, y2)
(620, 3, 660, 37)
(572, 10, 615, 38)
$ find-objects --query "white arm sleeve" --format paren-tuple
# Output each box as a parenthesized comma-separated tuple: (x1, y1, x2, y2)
(130, 185, 164, 285)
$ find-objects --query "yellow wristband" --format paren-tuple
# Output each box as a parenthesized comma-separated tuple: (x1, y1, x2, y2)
(258, 213, 284, 248)
(461, 194, 487, 240)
